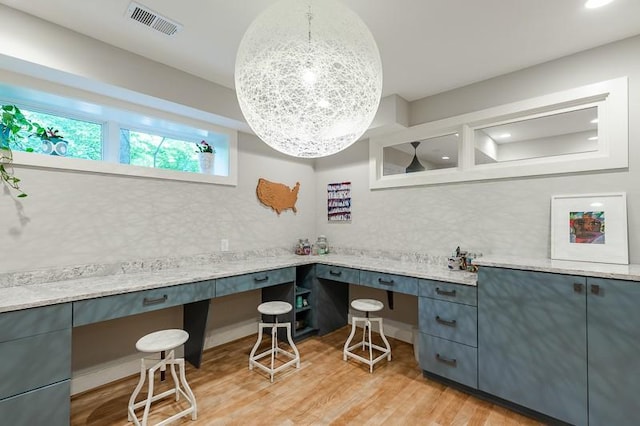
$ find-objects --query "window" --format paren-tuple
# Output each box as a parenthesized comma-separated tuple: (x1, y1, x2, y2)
(1, 80, 238, 186)
(20, 109, 103, 161)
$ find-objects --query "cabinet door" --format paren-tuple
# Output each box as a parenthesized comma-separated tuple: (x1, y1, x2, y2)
(478, 267, 587, 425)
(587, 278, 640, 426)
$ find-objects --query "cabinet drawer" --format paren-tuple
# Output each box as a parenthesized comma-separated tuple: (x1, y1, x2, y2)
(73, 280, 213, 326)
(215, 267, 295, 297)
(419, 298, 477, 347)
(0, 303, 71, 343)
(419, 279, 477, 306)
(0, 380, 70, 426)
(316, 264, 359, 284)
(0, 328, 71, 400)
(359, 270, 418, 295)
(419, 333, 478, 389)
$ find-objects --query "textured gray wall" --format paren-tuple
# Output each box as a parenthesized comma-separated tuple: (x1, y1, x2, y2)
(316, 35, 640, 263)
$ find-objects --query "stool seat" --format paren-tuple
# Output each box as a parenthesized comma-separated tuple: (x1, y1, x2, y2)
(128, 329, 197, 426)
(136, 329, 189, 353)
(258, 301, 292, 316)
(343, 298, 392, 373)
(351, 299, 384, 313)
(249, 300, 300, 382)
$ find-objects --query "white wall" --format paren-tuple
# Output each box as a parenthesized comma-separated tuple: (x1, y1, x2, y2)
(316, 34, 640, 265)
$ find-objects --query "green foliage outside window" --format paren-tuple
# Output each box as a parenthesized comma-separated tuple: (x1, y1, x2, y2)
(122, 129, 199, 172)
(19, 110, 102, 160)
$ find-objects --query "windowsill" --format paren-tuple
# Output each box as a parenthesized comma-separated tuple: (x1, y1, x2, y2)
(12, 151, 237, 186)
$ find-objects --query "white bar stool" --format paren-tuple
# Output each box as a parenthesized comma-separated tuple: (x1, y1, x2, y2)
(343, 298, 392, 373)
(127, 329, 197, 426)
(249, 301, 301, 382)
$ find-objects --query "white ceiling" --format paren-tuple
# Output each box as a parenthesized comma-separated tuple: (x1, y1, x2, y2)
(1, 0, 640, 102)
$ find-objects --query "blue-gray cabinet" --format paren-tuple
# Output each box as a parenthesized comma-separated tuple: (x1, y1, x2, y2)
(73, 280, 214, 326)
(418, 279, 478, 388)
(587, 277, 640, 426)
(0, 303, 72, 426)
(478, 267, 588, 425)
(215, 268, 294, 297)
(359, 270, 418, 295)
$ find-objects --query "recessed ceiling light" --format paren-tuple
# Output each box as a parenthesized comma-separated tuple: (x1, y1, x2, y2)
(585, 0, 615, 9)
(498, 133, 511, 139)
(590, 118, 599, 124)
(441, 156, 450, 160)
(588, 136, 598, 140)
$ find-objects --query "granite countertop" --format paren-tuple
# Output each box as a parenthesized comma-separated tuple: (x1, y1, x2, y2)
(474, 256, 640, 281)
(0, 254, 477, 314)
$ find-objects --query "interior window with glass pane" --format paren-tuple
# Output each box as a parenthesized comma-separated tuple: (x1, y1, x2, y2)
(120, 129, 230, 176)
(19, 109, 102, 160)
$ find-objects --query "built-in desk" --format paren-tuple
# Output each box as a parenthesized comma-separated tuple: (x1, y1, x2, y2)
(0, 254, 476, 426)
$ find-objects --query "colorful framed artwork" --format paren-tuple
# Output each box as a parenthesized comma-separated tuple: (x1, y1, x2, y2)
(328, 182, 351, 222)
(551, 192, 628, 264)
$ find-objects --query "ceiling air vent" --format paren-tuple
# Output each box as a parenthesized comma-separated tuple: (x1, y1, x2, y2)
(126, 2, 183, 36)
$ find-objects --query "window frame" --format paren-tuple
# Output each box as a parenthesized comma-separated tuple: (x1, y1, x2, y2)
(1, 80, 238, 187)
(369, 77, 628, 189)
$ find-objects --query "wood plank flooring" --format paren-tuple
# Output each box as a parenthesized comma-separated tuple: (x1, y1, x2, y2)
(71, 327, 543, 425)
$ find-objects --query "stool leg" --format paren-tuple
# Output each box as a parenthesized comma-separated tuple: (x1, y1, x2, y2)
(284, 322, 300, 368)
(343, 317, 358, 361)
(176, 358, 198, 420)
(377, 318, 392, 361)
(249, 323, 265, 370)
(128, 358, 147, 423)
(270, 324, 277, 383)
(367, 319, 374, 373)
(167, 350, 181, 402)
(141, 365, 157, 426)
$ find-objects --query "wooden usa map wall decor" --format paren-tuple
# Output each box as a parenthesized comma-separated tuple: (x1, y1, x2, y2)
(256, 178, 300, 215)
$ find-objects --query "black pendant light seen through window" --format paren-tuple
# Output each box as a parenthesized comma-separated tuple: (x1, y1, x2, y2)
(405, 141, 425, 173)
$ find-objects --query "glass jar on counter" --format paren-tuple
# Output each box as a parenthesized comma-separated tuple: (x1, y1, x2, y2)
(316, 235, 328, 255)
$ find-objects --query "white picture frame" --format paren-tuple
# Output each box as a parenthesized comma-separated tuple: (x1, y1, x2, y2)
(551, 192, 628, 264)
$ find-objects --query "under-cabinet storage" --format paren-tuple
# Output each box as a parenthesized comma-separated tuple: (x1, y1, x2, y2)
(586, 277, 640, 426)
(419, 297, 477, 347)
(0, 304, 72, 426)
(73, 280, 214, 326)
(418, 279, 478, 389)
(315, 264, 359, 284)
(418, 334, 478, 389)
(216, 267, 295, 297)
(478, 267, 588, 425)
(359, 270, 418, 295)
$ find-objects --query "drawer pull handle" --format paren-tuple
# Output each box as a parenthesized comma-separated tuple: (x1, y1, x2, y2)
(591, 284, 601, 295)
(329, 270, 343, 277)
(436, 353, 457, 366)
(378, 278, 395, 286)
(254, 276, 269, 283)
(435, 316, 457, 327)
(143, 295, 168, 306)
(573, 283, 584, 293)
(435, 288, 456, 297)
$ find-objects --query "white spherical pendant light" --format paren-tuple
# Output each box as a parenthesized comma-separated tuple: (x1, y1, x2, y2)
(235, 0, 383, 158)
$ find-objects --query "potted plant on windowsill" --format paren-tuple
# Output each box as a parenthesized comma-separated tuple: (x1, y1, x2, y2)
(196, 140, 215, 174)
(1, 104, 35, 198)
(35, 126, 68, 156)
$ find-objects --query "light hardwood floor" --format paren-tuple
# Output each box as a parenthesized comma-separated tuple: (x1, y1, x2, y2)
(71, 327, 542, 425)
